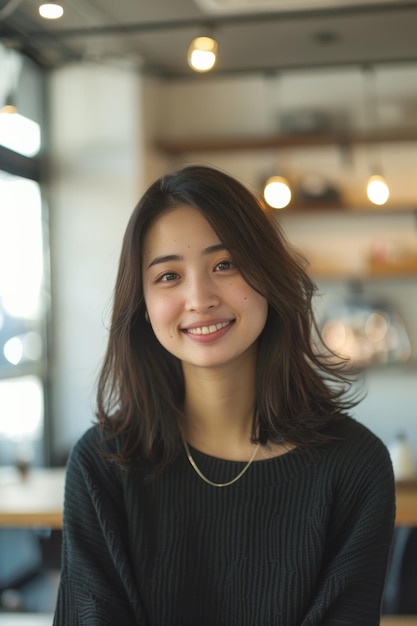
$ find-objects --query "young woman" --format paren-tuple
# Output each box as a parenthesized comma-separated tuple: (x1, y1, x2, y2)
(54, 165, 395, 625)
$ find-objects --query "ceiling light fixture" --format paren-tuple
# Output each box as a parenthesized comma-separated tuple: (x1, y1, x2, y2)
(187, 36, 218, 72)
(263, 176, 292, 210)
(366, 174, 389, 206)
(0, 93, 17, 115)
(39, 2, 64, 19)
(362, 65, 389, 206)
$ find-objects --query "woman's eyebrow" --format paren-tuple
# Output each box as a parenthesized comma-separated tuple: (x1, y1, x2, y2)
(147, 244, 227, 269)
(204, 243, 227, 255)
(147, 254, 181, 269)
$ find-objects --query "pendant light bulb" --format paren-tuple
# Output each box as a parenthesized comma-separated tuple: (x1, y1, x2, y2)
(39, 2, 64, 19)
(1, 94, 17, 115)
(187, 36, 218, 73)
(367, 174, 389, 206)
(0, 104, 17, 115)
(263, 176, 292, 209)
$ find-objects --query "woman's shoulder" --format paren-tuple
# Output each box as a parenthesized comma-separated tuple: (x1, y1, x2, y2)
(71, 422, 129, 456)
(70, 423, 104, 462)
(67, 423, 130, 477)
(326, 415, 386, 449)
(72, 423, 101, 449)
(322, 416, 394, 481)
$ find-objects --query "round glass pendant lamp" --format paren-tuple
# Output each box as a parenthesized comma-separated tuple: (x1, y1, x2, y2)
(263, 176, 292, 209)
(187, 36, 218, 72)
(366, 174, 389, 206)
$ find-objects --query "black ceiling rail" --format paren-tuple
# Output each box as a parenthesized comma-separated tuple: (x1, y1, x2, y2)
(3, 2, 417, 42)
(148, 56, 417, 80)
(0, 11, 84, 63)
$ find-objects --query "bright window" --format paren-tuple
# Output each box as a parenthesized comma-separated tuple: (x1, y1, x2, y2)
(0, 174, 44, 318)
(0, 375, 43, 440)
(0, 171, 46, 464)
(0, 111, 41, 157)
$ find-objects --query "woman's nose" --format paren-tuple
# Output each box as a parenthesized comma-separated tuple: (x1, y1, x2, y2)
(184, 275, 220, 312)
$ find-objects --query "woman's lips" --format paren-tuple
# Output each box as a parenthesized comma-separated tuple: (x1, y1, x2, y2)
(186, 321, 231, 335)
(182, 320, 234, 341)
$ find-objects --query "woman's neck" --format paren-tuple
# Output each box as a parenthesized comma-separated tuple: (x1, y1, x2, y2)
(181, 358, 257, 460)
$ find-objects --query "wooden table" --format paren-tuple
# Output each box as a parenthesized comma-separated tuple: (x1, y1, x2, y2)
(0, 466, 66, 529)
(381, 618, 417, 625)
(0, 468, 416, 624)
(395, 478, 417, 527)
(0, 468, 416, 529)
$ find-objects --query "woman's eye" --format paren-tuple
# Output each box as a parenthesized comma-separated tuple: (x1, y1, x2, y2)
(159, 272, 179, 282)
(215, 260, 233, 271)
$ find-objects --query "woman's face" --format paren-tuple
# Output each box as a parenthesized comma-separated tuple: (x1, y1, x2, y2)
(142, 204, 268, 372)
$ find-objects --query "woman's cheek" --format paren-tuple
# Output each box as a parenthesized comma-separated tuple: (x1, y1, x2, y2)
(149, 299, 180, 333)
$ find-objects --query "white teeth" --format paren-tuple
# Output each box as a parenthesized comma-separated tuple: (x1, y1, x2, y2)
(187, 321, 230, 335)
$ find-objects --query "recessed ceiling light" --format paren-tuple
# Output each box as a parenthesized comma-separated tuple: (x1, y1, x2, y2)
(39, 3, 64, 20)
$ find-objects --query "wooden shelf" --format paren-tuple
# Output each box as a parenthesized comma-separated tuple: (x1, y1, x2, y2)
(368, 257, 417, 277)
(155, 129, 417, 282)
(276, 203, 417, 215)
(308, 265, 417, 281)
(156, 127, 417, 155)
(312, 272, 417, 281)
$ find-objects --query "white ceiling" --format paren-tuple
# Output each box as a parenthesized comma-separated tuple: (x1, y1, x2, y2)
(0, 0, 417, 76)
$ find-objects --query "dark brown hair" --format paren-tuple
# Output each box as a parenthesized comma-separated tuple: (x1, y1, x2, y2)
(96, 165, 357, 468)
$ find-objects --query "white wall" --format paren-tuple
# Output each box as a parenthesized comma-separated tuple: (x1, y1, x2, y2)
(48, 63, 166, 459)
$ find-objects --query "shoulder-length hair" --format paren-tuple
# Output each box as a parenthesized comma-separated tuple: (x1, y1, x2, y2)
(96, 164, 357, 468)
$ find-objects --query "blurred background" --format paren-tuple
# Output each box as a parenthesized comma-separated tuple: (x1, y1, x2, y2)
(0, 0, 417, 620)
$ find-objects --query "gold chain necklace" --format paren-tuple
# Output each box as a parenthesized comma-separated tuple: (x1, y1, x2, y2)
(182, 439, 260, 488)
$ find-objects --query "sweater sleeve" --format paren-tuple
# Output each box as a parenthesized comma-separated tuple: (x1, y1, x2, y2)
(301, 433, 396, 626)
(53, 429, 145, 626)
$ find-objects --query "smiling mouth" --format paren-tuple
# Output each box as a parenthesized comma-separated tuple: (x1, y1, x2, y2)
(185, 321, 232, 336)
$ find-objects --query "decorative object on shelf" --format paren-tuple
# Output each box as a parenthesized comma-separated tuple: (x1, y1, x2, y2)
(388, 432, 416, 481)
(368, 239, 417, 277)
(295, 173, 343, 208)
(279, 109, 332, 134)
(321, 290, 411, 369)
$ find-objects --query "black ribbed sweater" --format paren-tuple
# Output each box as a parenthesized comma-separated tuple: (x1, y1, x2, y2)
(54, 417, 395, 625)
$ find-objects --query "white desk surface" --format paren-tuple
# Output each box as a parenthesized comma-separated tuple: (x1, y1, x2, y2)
(0, 467, 66, 529)
(0, 614, 53, 626)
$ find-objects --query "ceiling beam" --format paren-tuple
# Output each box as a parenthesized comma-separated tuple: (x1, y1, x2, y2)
(3, 2, 417, 42)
